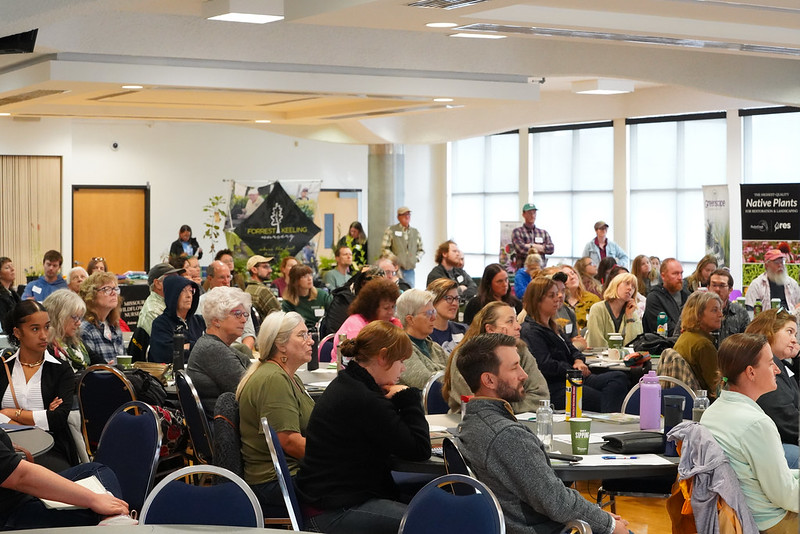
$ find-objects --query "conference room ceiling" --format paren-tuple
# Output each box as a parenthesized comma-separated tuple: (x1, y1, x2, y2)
(0, 0, 797, 144)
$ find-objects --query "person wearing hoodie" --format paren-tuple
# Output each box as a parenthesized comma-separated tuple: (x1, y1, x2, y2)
(148, 275, 199, 364)
(187, 286, 252, 417)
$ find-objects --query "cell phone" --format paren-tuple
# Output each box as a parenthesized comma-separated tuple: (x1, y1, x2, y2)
(547, 452, 582, 462)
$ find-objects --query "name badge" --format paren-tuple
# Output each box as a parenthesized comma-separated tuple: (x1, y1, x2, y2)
(313, 307, 325, 317)
(565, 323, 573, 335)
(32, 285, 41, 294)
(787, 366, 795, 378)
(534, 237, 544, 244)
(395, 231, 403, 237)
(456, 275, 464, 283)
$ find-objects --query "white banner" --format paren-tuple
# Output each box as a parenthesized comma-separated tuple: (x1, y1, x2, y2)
(703, 185, 730, 268)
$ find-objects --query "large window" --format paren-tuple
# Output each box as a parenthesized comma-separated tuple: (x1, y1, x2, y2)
(529, 123, 614, 264)
(742, 108, 800, 184)
(450, 133, 519, 274)
(628, 114, 727, 268)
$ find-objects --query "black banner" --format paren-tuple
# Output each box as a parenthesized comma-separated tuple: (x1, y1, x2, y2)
(741, 183, 800, 241)
(233, 181, 321, 258)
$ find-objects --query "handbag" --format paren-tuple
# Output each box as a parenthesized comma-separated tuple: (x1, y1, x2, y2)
(601, 431, 665, 454)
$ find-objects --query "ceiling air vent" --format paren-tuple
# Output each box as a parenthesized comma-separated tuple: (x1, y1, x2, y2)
(0, 89, 67, 106)
(408, 0, 488, 9)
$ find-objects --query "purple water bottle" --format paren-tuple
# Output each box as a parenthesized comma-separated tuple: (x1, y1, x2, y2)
(639, 371, 662, 430)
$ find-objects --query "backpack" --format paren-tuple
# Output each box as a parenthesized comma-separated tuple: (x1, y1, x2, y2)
(123, 368, 167, 406)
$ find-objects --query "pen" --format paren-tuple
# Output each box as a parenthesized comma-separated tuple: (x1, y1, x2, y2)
(601, 455, 638, 460)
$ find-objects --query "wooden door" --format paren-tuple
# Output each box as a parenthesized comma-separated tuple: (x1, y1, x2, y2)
(72, 187, 149, 274)
(314, 190, 360, 258)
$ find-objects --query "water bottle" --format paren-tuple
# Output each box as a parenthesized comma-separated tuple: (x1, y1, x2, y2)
(753, 300, 762, 316)
(172, 332, 185, 371)
(337, 333, 349, 371)
(565, 369, 583, 420)
(771, 298, 781, 310)
(607, 333, 623, 360)
(536, 400, 553, 452)
(692, 390, 709, 422)
(639, 371, 662, 430)
(656, 312, 668, 337)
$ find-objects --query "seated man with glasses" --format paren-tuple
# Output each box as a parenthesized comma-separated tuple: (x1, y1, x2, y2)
(149, 275, 200, 364)
(708, 268, 749, 344)
(396, 289, 446, 389)
(745, 249, 800, 316)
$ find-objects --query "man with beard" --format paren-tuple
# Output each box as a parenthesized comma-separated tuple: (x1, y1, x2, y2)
(455, 334, 631, 534)
(708, 268, 749, 343)
(745, 249, 800, 314)
(643, 258, 691, 337)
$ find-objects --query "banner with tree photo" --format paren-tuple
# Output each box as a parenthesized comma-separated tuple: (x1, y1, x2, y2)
(225, 180, 322, 272)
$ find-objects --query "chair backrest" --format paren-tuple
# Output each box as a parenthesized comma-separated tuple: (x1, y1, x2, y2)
(261, 416, 304, 531)
(251, 306, 262, 335)
(140, 465, 263, 527)
(621, 375, 698, 419)
(657, 348, 703, 392)
(318, 333, 335, 363)
(442, 438, 476, 496)
(175, 370, 213, 464)
(398, 474, 505, 534)
(77, 364, 137, 456)
(94, 401, 161, 513)
(212, 392, 243, 477)
(423, 370, 448, 415)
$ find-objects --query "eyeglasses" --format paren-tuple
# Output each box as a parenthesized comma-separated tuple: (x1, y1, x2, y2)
(97, 286, 120, 295)
(229, 309, 250, 320)
(383, 269, 397, 277)
(441, 295, 459, 304)
(298, 331, 311, 341)
(70, 315, 83, 323)
(421, 309, 437, 319)
(91, 257, 105, 262)
(181, 286, 196, 295)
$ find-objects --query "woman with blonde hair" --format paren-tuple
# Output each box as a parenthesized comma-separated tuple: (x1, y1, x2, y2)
(585, 272, 643, 348)
(442, 301, 548, 414)
(281, 264, 332, 328)
(559, 264, 599, 331)
(673, 291, 724, 399)
(79, 272, 123, 364)
(427, 278, 467, 355)
(684, 254, 718, 293)
(574, 257, 602, 297)
(43, 289, 94, 372)
(297, 320, 429, 534)
(237, 310, 314, 516)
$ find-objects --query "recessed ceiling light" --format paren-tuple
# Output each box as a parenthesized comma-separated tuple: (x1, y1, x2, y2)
(450, 32, 506, 39)
(255, 120, 271, 124)
(572, 79, 634, 95)
(426, 22, 458, 28)
(433, 98, 454, 102)
(0, 113, 10, 117)
(122, 85, 143, 90)
(204, 0, 283, 24)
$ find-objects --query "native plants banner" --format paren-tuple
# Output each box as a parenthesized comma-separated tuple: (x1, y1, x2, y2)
(740, 183, 800, 286)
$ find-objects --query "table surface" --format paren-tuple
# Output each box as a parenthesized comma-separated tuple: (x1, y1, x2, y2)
(6, 427, 54, 457)
(416, 413, 678, 482)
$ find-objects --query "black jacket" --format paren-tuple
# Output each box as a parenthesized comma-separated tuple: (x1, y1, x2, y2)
(642, 284, 691, 337)
(0, 287, 19, 326)
(296, 362, 430, 509)
(520, 318, 583, 386)
(149, 276, 199, 364)
(169, 237, 203, 260)
(757, 355, 799, 445)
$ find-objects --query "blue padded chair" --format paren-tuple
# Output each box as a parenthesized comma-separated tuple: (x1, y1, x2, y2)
(93, 401, 161, 513)
(77, 364, 136, 457)
(398, 474, 505, 534)
(442, 437, 476, 496)
(140, 465, 263, 527)
(317, 333, 335, 363)
(423, 370, 448, 415)
(621, 375, 697, 419)
(261, 416, 304, 531)
(175, 370, 213, 464)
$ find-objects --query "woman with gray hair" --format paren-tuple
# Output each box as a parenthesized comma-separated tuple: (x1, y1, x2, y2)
(674, 290, 724, 400)
(66, 267, 88, 294)
(396, 288, 447, 389)
(186, 286, 252, 417)
(44, 289, 94, 372)
(236, 310, 314, 517)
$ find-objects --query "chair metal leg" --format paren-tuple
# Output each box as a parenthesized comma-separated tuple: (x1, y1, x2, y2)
(596, 487, 616, 513)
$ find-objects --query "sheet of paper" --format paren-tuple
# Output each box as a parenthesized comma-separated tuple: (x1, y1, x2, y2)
(307, 381, 332, 388)
(573, 454, 674, 467)
(553, 431, 627, 444)
(41, 475, 108, 510)
(515, 412, 566, 423)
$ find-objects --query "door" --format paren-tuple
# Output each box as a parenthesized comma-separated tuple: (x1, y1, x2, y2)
(72, 186, 149, 274)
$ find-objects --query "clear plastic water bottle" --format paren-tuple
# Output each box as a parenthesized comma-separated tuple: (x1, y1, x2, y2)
(692, 390, 709, 422)
(536, 399, 553, 452)
(656, 312, 668, 337)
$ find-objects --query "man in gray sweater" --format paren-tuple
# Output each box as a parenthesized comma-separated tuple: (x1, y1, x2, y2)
(455, 333, 631, 534)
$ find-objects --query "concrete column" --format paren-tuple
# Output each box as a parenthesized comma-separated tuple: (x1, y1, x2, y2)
(726, 109, 743, 285)
(612, 118, 629, 253)
(518, 127, 530, 207)
(367, 144, 404, 263)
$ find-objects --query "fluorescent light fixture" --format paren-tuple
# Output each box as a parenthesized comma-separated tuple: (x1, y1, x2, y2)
(122, 85, 143, 90)
(204, 0, 284, 24)
(572, 79, 634, 95)
(426, 22, 458, 28)
(433, 97, 453, 102)
(255, 119, 271, 123)
(450, 32, 506, 39)
(0, 113, 9, 116)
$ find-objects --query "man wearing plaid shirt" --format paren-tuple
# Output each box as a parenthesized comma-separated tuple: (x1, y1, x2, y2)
(512, 203, 554, 268)
(381, 207, 424, 288)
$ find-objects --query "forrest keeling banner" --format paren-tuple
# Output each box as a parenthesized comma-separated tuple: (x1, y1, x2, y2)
(740, 183, 800, 287)
(702, 185, 730, 268)
(229, 181, 321, 260)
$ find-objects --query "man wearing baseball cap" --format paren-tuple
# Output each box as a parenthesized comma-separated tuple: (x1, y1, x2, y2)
(745, 248, 800, 313)
(582, 221, 629, 268)
(245, 255, 280, 319)
(381, 206, 424, 287)
(137, 263, 184, 335)
(511, 203, 554, 268)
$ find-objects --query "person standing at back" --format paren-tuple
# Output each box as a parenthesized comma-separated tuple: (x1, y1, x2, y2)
(511, 204, 554, 269)
(381, 207, 423, 288)
(582, 221, 629, 268)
